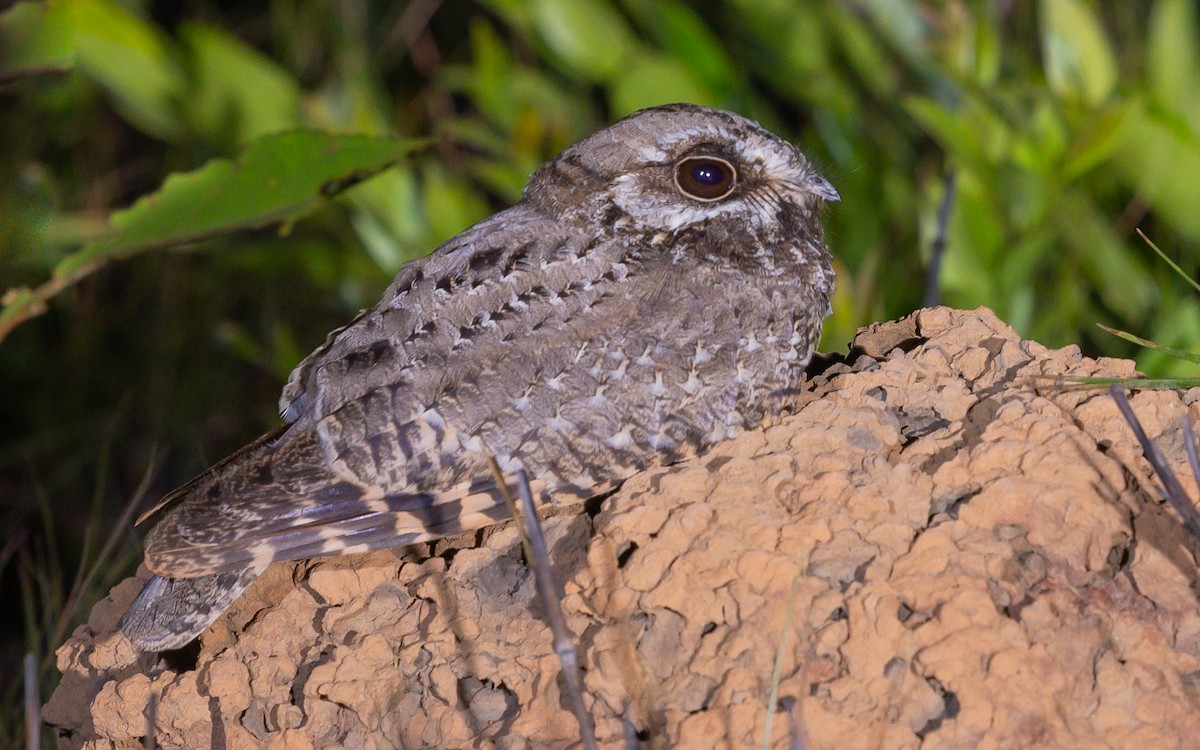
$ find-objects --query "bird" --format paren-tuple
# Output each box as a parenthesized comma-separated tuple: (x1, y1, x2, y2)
(118, 103, 839, 651)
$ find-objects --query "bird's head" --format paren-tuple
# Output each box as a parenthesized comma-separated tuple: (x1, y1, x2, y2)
(525, 104, 837, 248)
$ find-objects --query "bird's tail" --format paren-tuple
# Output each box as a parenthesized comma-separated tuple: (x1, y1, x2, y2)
(118, 567, 265, 651)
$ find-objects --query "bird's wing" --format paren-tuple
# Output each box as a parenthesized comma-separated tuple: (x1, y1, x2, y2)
(278, 207, 570, 425)
(141, 207, 648, 578)
(142, 209, 745, 580)
(142, 419, 612, 578)
(278, 203, 684, 491)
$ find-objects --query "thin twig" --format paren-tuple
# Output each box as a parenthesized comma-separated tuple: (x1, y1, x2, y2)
(778, 695, 806, 750)
(1137, 228, 1200, 296)
(383, 0, 456, 156)
(1110, 386, 1200, 553)
(923, 169, 957, 308)
(623, 701, 639, 749)
(144, 691, 158, 750)
(0, 258, 104, 344)
(483, 459, 597, 748)
(485, 456, 533, 564)
(1183, 415, 1200, 495)
(386, 0, 445, 52)
(514, 469, 598, 750)
(761, 567, 803, 750)
(24, 652, 39, 750)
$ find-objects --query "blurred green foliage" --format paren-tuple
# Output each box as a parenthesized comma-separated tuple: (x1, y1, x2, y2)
(2, 0, 1200, 740)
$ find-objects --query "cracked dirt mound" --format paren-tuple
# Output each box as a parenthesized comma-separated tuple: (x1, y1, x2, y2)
(46, 307, 1200, 749)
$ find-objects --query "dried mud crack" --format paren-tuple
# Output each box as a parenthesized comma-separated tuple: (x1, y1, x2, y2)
(46, 307, 1200, 749)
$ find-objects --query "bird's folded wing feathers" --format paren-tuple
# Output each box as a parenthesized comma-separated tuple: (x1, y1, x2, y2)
(279, 209, 568, 426)
(145, 480, 536, 577)
(139, 421, 554, 578)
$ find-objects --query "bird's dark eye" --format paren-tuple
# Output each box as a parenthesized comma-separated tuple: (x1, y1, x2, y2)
(674, 157, 737, 201)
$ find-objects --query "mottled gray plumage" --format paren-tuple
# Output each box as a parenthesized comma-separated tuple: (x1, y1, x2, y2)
(120, 104, 838, 651)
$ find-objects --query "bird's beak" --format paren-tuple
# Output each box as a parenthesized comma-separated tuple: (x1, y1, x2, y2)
(804, 174, 840, 202)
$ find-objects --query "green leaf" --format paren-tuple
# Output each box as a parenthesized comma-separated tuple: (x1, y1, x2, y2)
(0, 132, 426, 343)
(0, 2, 74, 83)
(940, 172, 1001, 306)
(827, 5, 899, 97)
(344, 166, 430, 273)
(904, 94, 1010, 165)
(1060, 191, 1155, 321)
(60, 0, 187, 139)
(306, 55, 393, 136)
(1147, 0, 1200, 135)
(857, 0, 928, 64)
(477, 0, 537, 31)
(622, 0, 735, 92)
(451, 19, 518, 129)
(1041, 0, 1117, 107)
(418, 162, 489, 246)
(1012, 99, 1068, 173)
(531, 0, 637, 81)
(1059, 99, 1134, 180)
(731, 0, 827, 74)
(1118, 104, 1200, 240)
(60, 131, 426, 274)
(1097, 323, 1200, 365)
(1058, 376, 1200, 389)
(968, 11, 1002, 86)
(1137, 229, 1200, 295)
(609, 53, 715, 116)
(1139, 295, 1200, 378)
(179, 23, 303, 145)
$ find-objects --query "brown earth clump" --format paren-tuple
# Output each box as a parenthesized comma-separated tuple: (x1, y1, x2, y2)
(45, 307, 1200, 749)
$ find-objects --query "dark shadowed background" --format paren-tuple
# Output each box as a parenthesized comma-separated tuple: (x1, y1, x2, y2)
(2, 0, 1199, 742)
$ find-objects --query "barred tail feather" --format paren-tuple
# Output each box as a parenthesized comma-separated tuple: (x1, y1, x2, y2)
(118, 567, 265, 651)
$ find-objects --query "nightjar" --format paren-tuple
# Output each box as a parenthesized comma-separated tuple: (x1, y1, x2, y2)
(120, 103, 839, 651)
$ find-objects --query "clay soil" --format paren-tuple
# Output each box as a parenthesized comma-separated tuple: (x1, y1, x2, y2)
(46, 308, 1200, 748)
